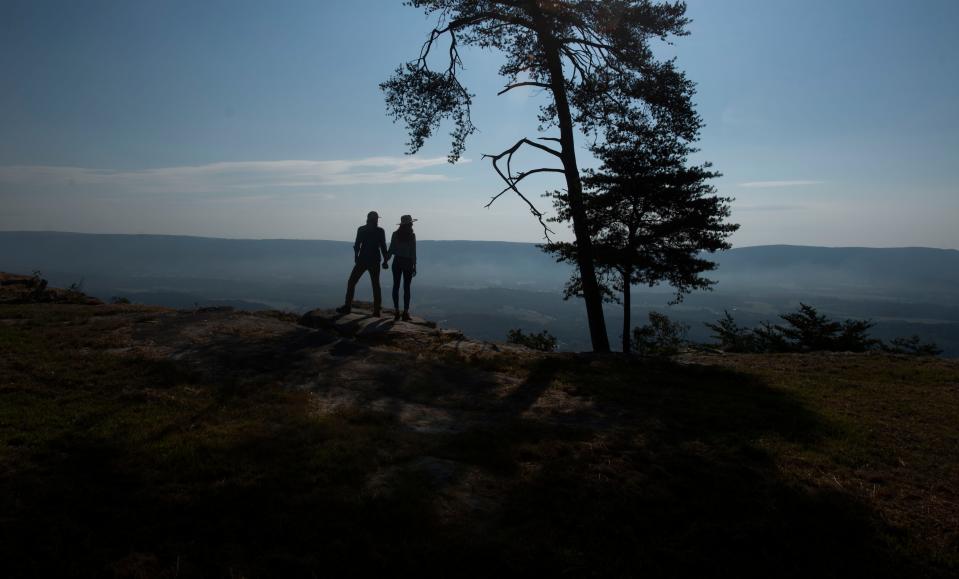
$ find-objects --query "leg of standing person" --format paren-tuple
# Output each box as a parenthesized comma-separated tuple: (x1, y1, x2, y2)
(369, 263, 382, 316)
(392, 263, 402, 317)
(402, 268, 412, 312)
(400, 266, 412, 321)
(341, 262, 366, 312)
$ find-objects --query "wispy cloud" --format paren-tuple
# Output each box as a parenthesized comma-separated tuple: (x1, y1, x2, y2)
(735, 203, 808, 212)
(737, 180, 824, 188)
(0, 156, 467, 195)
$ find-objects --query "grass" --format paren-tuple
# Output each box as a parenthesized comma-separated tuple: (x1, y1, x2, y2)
(1, 304, 956, 577)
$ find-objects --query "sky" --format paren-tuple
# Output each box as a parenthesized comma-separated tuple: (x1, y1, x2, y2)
(2, 0, 958, 248)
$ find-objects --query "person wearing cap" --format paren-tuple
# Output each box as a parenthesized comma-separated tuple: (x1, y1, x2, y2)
(385, 214, 417, 321)
(336, 211, 389, 316)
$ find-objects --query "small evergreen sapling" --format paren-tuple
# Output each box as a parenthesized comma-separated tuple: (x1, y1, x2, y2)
(883, 335, 943, 356)
(632, 312, 688, 356)
(704, 310, 757, 352)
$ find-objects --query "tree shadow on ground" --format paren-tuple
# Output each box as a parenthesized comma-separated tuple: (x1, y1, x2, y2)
(0, 326, 948, 578)
(417, 356, 939, 577)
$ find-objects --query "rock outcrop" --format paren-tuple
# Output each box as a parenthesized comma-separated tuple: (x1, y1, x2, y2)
(0, 272, 102, 305)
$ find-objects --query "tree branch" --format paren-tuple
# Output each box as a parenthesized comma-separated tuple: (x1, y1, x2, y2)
(497, 81, 551, 96)
(482, 138, 566, 239)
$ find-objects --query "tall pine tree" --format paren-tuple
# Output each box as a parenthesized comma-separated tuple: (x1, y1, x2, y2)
(381, 1, 700, 352)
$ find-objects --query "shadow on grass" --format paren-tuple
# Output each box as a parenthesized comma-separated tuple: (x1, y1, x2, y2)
(0, 321, 947, 578)
(419, 356, 938, 577)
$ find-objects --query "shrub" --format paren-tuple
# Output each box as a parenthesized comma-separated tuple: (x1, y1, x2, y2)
(507, 329, 558, 352)
(834, 319, 881, 352)
(28, 271, 48, 301)
(777, 303, 877, 352)
(633, 312, 688, 356)
(752, 320, 793, 353)
(704, 310, 757, 352)
(882, 335, 943, 357)
(111, 296, 131, 305)
(705, 306, 939, 356)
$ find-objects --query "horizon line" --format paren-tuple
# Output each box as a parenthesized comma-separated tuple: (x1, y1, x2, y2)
(1, 229, 956, 252)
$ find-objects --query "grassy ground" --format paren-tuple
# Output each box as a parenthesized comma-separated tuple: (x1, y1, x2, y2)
(0, 303, 956, 578)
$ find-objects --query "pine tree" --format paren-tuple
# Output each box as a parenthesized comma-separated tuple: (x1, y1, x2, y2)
(705, 310, 757, 352)
(543, 122, 737, 352)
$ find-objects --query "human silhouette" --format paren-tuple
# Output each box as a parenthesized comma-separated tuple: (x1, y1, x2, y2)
(386, 214, 417, 321)
(336, 210, 389, 316)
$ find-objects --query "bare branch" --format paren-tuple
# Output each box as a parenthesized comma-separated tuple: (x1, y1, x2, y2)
(482, 138, 567, 239)
(490, 137, 561, 159)
(517, 167, 566, 179)
(497, 81, 551, 96)
(485, 167, 566, 205)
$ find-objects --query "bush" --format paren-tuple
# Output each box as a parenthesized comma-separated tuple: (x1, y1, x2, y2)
(778, 303, 877, 352)
(67, 278, 85, 293)
(507, 329, 558, 352)
(704, 310, 757, 352)
(751, 320, 793, 353)
(633, 312, 688, 356)
(705, 306, 938, 356)
(882, 335, 943, 357)
(110, 296, 131, 305)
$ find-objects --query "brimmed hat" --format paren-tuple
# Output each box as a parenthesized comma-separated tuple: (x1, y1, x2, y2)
(399, 215, 417, 225)
(367, 211, 379, 220)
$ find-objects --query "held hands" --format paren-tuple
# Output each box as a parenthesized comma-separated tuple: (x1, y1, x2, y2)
(382, 260, 390, 270)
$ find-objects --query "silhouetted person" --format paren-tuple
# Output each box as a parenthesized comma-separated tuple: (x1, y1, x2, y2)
(336, 211, 388, 316)
(385, 214, 417, 321)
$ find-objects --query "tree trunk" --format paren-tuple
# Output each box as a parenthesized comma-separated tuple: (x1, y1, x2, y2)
(534, 10, 610, 352)
(622, 267, 632, 353)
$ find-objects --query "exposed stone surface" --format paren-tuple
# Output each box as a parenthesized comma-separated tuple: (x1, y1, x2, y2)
(3, 298, 590, 519)
(39, 301, 573, 441)
(0, 272, 102, 305)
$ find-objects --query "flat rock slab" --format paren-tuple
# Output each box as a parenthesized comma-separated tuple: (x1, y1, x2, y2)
(299, 306, 437, 339)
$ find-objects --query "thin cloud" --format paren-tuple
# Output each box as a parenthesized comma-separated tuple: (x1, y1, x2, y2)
(0, 156, 467, 195)
(738, 180, 824, 188)
(735, 203, 808, 212)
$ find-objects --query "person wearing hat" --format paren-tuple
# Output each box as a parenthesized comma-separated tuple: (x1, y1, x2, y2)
(385, 214, 417, 321)
(336, 210, 389, 316)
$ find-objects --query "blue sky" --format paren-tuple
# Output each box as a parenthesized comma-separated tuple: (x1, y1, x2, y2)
(2, 0, 957, 247)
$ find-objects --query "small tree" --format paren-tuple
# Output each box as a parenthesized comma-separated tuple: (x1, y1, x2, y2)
(834, 319, 881, 352)
(632, 311, 688, 356)
(705, 310, 757, 353)
(708, 307, 940, 356)
(777, 303, 842, 351)
(778, 303, 877, 352)
(544, 123, 737, 352)
(751, 320, 793, 353)
(883, 335, 943, 357)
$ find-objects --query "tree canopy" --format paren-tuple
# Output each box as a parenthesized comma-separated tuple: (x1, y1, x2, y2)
(544, 121, 737, 351)
(382, 1, 703, 352)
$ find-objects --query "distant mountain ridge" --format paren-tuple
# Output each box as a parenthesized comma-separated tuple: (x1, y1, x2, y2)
(2, 231, 958, 355)
(3, 230, 957, 290)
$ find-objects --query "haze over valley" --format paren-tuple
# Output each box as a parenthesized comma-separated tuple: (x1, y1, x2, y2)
(4, 231, 957, 355)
